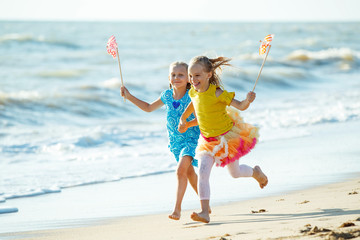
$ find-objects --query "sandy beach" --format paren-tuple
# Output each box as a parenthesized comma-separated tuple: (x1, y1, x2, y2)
(1, 176, 359, 240)
(2, 20, 360, 240)
(1, 118, 360, 240)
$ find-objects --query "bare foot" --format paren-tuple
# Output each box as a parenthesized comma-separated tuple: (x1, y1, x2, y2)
(253, 165, 268, 189)
(168, 211, 180, 220)
(191, 212, 210, 223)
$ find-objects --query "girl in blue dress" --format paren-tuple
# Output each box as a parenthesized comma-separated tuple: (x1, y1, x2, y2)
(121, 62, 200, 220)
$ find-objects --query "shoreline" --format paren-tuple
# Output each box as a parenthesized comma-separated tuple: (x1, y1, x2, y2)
(2, 176, 359, 240)
(1, 120, 360, 237)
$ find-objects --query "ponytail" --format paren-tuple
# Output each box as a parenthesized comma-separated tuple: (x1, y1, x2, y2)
(189, 56, 231, 88)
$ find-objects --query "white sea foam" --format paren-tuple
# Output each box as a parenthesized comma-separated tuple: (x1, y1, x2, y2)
(235, 52, 274, 61)
(101, 78, 121, 89)
(287, 48, 360, 61)
(0, 90, 43, 103)
(0, 33, 34, 43)
(4, 187, 61, 200)
(39, 143, 75, 154)
(0, 33, 80, 48)
(37, 69, 88, 78)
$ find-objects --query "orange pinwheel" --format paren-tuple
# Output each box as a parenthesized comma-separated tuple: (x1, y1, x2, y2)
(259, 34, 274, 55)
(253, 34, 274, 91)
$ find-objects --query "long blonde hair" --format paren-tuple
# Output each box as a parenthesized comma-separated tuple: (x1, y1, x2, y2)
(189, 56, 232, 88)
(169, 61, 191, 89)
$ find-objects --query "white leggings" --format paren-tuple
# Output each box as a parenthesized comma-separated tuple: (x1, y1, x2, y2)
(198, 154, 254, 200)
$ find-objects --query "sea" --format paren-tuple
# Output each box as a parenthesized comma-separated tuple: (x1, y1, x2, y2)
(0, 21, 360, 232)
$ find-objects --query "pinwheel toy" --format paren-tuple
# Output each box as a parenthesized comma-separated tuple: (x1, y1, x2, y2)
(253, 34, 274, 91)
(107, 35, 125, 101)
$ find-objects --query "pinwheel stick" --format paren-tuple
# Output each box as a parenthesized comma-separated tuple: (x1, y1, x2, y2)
(116, 48, 126, 102)
(252, 45, 271, 92)
(116, 48, 124, 86)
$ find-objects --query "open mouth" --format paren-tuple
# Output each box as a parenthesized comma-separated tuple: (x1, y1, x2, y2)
(192, 82, 200, 88)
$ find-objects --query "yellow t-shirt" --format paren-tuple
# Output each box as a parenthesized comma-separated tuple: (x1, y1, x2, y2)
(189, 84, 235, 138)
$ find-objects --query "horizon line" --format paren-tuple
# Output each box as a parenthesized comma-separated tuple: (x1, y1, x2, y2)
(1, 19, 359, 23)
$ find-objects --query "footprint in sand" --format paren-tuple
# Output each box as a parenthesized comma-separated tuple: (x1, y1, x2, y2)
(251, 209, 266, 213)
(339, 222, 355, 228)
(301, 225, 331, 235)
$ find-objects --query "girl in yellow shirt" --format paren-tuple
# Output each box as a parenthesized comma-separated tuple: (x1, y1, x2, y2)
(179, 56, 268, 223)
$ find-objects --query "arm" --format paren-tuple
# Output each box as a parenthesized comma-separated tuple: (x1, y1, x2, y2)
(121, 86, 164, 112)
(178, 102, 196, 133)
(230, 91, 256, 111)
(186, 118, 198, 128)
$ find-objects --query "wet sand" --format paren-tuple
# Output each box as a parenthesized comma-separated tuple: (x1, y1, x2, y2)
(2, 177, 359, 240)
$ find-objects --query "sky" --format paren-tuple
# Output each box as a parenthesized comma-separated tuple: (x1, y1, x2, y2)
(0, 0, 359, 22)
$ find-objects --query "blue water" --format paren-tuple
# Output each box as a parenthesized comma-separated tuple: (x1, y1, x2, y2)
(0, 21, 360, 217)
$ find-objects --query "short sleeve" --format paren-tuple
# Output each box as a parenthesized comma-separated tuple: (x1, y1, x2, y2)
(160, 89, 168, 104)
(188, 86, 195, 98)
(218, 90, 235, 106)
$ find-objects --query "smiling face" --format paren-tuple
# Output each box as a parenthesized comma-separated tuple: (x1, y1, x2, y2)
(188, 63, 212, 92)
(169, 65, 189, 89)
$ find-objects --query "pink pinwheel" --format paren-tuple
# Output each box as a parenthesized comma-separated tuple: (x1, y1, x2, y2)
(106, 35, 125, 101)
(107, 35, 118, 58)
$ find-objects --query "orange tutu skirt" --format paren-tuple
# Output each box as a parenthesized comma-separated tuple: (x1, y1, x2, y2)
(197, 107, 259, 167)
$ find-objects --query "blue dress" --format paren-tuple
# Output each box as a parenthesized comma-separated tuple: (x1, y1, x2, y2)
(160, 89, 200, 167)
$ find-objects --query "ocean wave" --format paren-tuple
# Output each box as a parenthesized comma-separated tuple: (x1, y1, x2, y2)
(75, 135, 110, 148)
(101, 78, 122, 89)
(78, 79, 123, 91)
(37, 69, 88, 78)
(0, 90, 43, 105)
(1, 169, 174, 205)
(0, 89, 122, 114)
(39, 143, 75, 154)
(223, 66, 310, 89)
(251, 92, 360, 130)
(286, 48, 360, 62)
(234, 53, 272, 61)
(0, 33, 81, 49)
(0, 33, 34, 43)
(254, 111, 360, 132)
(292, 37, 319, 47)
(4, 187, 61, 200)
(0, 207, 18, 214)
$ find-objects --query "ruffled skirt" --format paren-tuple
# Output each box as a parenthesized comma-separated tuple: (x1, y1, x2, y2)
(197, 107, 259, 167)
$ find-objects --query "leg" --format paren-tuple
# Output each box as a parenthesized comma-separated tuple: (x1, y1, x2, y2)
(252, 165, 268, 189)
(227, 160, 268, 188)
(227, 160, 253, 178)
(169, 155, 193, 220)
(186, 164, 198, 195)
(186, 161, 212, 214)
(191, 154, 214, 223)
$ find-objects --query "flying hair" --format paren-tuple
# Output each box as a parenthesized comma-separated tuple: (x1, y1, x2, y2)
(189, 56, 232, 88)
